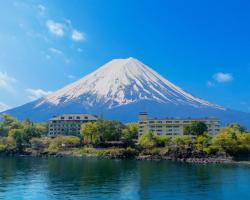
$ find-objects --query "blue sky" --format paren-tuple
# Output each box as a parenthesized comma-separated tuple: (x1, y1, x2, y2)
(0, 0, 250, 113)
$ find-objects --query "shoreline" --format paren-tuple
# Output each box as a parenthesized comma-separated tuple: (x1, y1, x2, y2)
(0, 150, 243, 164)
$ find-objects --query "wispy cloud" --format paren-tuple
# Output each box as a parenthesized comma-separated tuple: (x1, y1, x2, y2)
(66, 74, 76, 79)
(213, 72, 233, 83)
(207, 81, 215, 87)
(47, 20, 64, 37)
(207, 72, 233, 88)
(240, 102, 250, 113)
(71, 30, 85, 41)
(0, 71, 16, 91)
(37, 4, 46, 15)
(77, 48, 83, 53)
(26, 88, 52, 101)
(0, 102, 10, 112)
(49, 47, 63, 54)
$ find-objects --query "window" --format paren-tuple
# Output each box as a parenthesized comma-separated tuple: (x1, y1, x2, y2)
(76, 116, 80, 120)
(84, 116, 88, 119)
(69, 117, 73, 120)
(61, 117, 65, 120)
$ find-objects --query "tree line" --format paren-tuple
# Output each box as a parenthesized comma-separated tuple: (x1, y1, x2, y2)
(0, 114, 249, 158)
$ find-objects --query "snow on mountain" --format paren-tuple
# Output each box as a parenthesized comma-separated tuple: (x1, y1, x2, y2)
(4, 57, 250, 127)
(36, 57, 224, 110)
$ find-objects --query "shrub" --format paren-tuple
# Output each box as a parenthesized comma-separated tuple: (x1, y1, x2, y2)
(30, 137, 50, 149)
(47, 141, 60, 154)
(61, 136, 81, 148)
(124, 147, 139, 157)
(139, 132, 156, 149)
(195, 132, 212, 153)
(155, 135, 171, 147)
(0, 144, 7, 152)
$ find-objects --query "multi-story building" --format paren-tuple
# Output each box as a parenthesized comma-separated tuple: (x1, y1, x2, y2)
(138, 112, 220, 137)
(48, 114, 98, 136)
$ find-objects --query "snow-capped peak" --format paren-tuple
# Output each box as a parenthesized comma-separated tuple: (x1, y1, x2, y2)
(37, 57, 224, 110)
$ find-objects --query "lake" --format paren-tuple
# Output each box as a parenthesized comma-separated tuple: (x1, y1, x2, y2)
(0, 156, 250, 200)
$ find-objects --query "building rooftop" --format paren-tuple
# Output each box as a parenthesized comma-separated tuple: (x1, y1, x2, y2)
(139, 113, 219, 121)
(49, 114, 99, 121)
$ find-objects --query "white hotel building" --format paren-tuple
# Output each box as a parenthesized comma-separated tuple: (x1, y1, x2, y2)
(48, 114, 98, 136)
(138, 112, 220, 137)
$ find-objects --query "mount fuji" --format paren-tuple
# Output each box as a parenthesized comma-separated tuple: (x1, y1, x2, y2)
(4, 57, 250, 127)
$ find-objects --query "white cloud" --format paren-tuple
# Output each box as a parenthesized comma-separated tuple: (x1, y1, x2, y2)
(77, 48, 83, 52)
(67, 74, 76, 79)
(213, 72, 233, 83)
(64, 59, 70, 64)
(0, 71, 16, 90)
(0, 102, 10, 112)
(37, 4, 46, 15)
(72, 30, 85, 41)
(64, 19, 72, 26)
(46, 54, 51, 59)
(26, 88, 52, 101)
(49, 47, 62, 54)
(47, 20, 64, 37)
(207, 81, 215, 87)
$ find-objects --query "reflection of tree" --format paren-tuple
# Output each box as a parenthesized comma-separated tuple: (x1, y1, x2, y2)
(45, 158, 138, 197)
(0, 156, 46, 190)
(0, 157, 18, 186)
(137, 161, 227, 199)
(0, 157, 235, 199)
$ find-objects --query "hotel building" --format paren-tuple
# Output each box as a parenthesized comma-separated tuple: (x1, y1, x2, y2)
(48, 114, 98, 136)
(138, 112, 220, 137)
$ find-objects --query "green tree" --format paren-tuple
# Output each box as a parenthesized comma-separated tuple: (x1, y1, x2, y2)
(81, 120, 124, 144)
(81, 122, 100, 144)
(121, 123, 138, 143)
(8, 128, 24, 151)
(155, 135, 171, 147)
(0, 114, 21, 136)
(138, 131, 156, 149)
(22, 126, 42, 144)
(195, 132, 212, 153)
(101, 120, 124, 141)
(227, 123, 247, 132)
(184, 121, 208, 136)
(171, 135, 192, 147)
(212, 125, 242, 155)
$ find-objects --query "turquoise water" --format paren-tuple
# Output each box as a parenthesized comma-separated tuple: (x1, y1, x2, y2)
(0, 157, 250, 200)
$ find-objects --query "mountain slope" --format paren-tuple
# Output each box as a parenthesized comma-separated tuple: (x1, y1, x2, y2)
(36, 57, 223, 109)
(4, 57, 250, 127)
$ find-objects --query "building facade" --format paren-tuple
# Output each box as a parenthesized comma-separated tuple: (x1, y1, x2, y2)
(138, 112, 220, 137)
(48, 114, 98, 136)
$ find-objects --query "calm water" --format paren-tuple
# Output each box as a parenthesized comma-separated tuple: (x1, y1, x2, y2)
(0, 157, 250, 200)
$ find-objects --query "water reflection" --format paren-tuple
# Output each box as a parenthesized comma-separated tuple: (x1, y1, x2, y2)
(0, 157, 250, 200)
